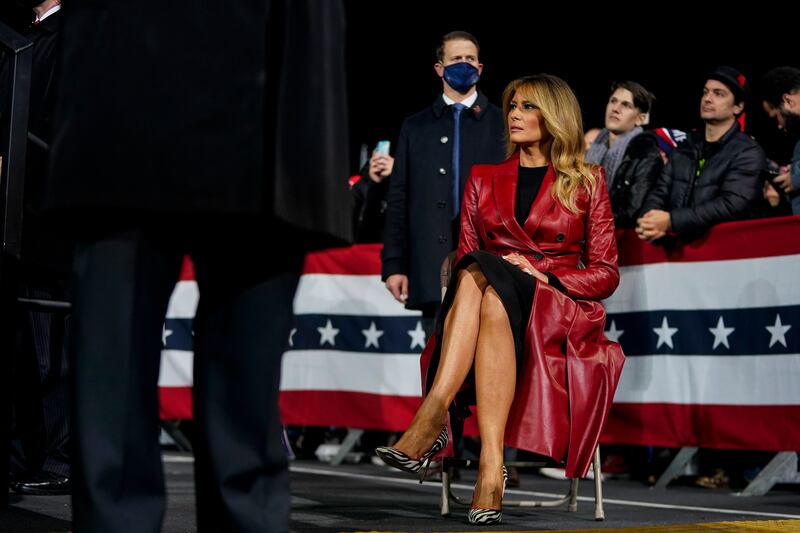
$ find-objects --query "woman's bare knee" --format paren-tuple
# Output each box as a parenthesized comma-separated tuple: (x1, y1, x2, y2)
(457, 263, 488, 293)
(480, 286, 508, 323)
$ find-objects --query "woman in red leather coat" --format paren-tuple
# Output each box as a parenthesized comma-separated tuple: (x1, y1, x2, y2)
(376, 74, 625, 525)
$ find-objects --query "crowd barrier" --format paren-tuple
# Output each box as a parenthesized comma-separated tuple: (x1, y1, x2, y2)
(158, 216, 800, 451)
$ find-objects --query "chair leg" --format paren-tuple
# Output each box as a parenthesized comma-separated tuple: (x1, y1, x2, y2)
(593, 446, 605, 521)
(568, 478, 579, 512)
(441, 467, 451, 517)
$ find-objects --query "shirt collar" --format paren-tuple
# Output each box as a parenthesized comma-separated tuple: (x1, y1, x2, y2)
(35, 4, 61, 24)
(442, 91, 478, 109)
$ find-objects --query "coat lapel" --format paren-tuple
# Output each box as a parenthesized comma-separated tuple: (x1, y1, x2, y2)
(522, 163, 557, 238)
(491, 154, 542, 253)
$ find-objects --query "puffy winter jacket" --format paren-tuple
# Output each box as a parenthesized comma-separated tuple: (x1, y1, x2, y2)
(640, 122, 765, 239)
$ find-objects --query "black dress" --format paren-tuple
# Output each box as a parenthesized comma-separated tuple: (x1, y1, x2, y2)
(435, 164, 547, 366)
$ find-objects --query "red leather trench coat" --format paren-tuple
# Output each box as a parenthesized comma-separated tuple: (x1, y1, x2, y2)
(420, 154, 625, 478)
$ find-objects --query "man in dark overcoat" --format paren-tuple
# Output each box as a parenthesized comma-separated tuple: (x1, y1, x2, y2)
(381, 31, 505, 317)
(43, 1, 351, 531)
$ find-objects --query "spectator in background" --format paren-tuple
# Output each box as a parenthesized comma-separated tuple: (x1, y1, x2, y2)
(586, 81, 664, 227)
(382, 30, 505, 318)
(638, 66, 765, 242)
(352, 146, 394, 243)
(760, 66, 800, 214)
(584, 127, 601, 151)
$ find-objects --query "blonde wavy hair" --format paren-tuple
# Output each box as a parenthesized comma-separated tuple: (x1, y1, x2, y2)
(502, 74, 596, 214)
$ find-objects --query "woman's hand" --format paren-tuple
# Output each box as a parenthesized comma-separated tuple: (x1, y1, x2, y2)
(502, 252, 548, 283)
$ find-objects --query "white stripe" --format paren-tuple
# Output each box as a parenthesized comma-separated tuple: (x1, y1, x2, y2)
(158, 349, 194, 387)
(163, 454, 194, 463)
(289, 465, 800, 520)
(606, 254, 800, 313)
(280, 350, 422, 396)
(615, 354, 800, 405)
(166, 281, 199, 319)
(293, 275, 421, 317)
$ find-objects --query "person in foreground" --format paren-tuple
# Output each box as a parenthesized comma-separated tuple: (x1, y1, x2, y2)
(43, 2, 351, 532)
(376, 74, 625, 525)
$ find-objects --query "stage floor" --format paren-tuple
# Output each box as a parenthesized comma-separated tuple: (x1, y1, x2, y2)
(3, 453, 800, 532)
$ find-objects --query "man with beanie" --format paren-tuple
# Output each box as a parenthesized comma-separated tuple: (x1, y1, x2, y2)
(586, 80, 664, 228)
(382, 31, 505, 317)
(760, 66, 800, 214)
(637, 66, 765, 241)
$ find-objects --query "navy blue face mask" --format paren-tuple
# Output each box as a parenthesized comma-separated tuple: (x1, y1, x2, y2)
(443, 62, 480, 94)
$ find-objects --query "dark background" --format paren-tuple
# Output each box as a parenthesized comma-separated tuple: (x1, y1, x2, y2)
(2, 2, 796, 171)
(344, 2, 798, 168)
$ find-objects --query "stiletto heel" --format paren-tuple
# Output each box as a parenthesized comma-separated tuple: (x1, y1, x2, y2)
(468, 465, 508, 525)
(419, 457, 432, 484)
(375, 426, 449, 477)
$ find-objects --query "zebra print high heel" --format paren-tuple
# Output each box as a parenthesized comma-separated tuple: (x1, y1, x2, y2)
(468, 465, 508, 525)
(375, 426, 449, 482)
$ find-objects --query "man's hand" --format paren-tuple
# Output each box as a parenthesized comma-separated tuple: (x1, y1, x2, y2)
(773, 171, 795, 195)
(502, 252, 548, 283)
(636, 209, 671, 242)
(764, 182, 781, 207)
(368, 154, 395, 183)
(385, 274, 408, 304)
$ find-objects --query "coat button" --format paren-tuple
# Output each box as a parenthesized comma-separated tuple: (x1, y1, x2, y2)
(486, 231, 495, 240)
(437, 200, 446, 208)
(439, 168, 447, 175)
(556, 233, 565, 242)
(440, 136, 449, 144)
(438, 235, 447, 243)
(533, 252, 544, 260)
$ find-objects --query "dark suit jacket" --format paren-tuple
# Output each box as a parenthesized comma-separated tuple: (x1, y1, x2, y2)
(45, 0, 351, 245)
(10, 12, 74, 274)
(381, 92, 505, 310)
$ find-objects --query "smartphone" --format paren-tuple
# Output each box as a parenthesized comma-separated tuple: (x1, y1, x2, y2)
(374, 140, 391, 155)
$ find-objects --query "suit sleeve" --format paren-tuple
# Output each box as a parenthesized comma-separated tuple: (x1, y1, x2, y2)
(456, 166, 482, 261)
(381, 121, 409, 280)
(549, 169, 620, 300)
(669, 142, 765, 237)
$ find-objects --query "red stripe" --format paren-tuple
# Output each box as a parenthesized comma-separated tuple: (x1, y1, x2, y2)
(162, 388, 800, 450)
(178, 256, 196, 281)
(177, 219, 800, 278)
(302, 243, 383, 275)
(602, 403, 800, 450)
(280, 390, 420, 430)
(159, 387, 193, 419)
(279, 390, 485, 437)
(617, 216, 800, 266)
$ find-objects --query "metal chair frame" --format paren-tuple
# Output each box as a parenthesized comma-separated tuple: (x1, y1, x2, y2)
(438, 446, 605, 521)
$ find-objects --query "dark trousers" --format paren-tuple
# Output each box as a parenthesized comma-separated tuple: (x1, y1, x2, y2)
(70, 221, 303, 533)
(10, 280, 71, 478)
